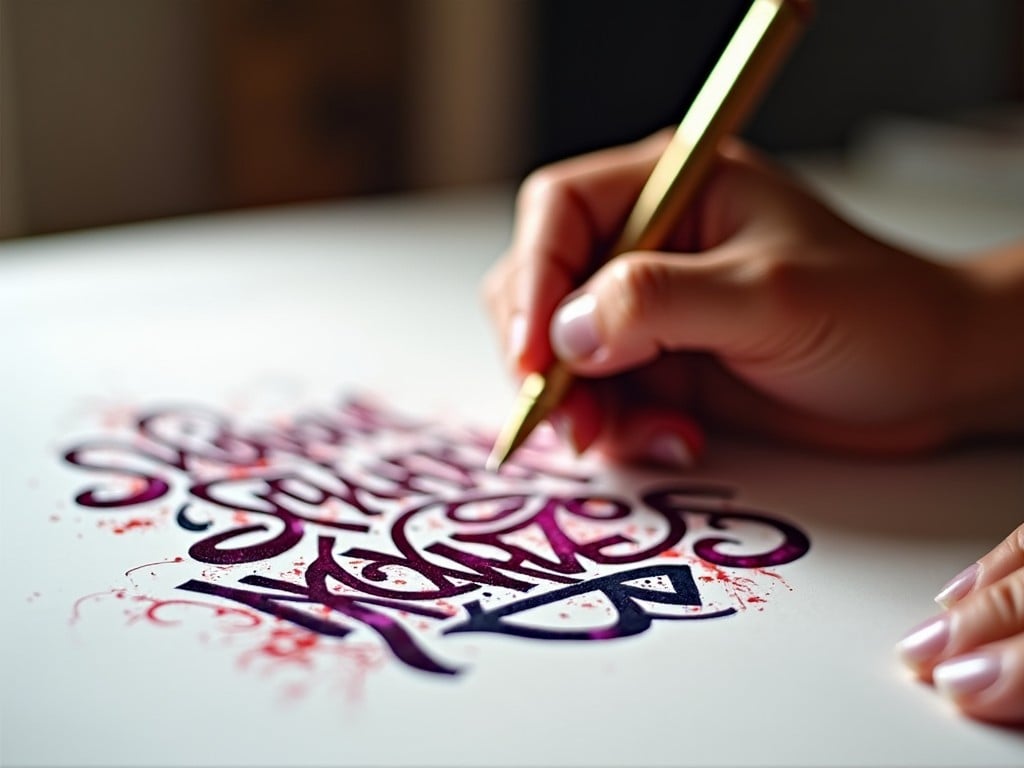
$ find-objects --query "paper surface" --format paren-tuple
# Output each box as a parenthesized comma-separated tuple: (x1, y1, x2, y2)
(2, 188, 1024, 766)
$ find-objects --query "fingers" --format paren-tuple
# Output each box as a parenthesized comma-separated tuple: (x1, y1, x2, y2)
(482, 133, 670, 376)
(591, 405, 705, 468)
(547, 359, 706, 469)
(694, 362, 952, 457)
(548, 246, 785, 376)
(932, 635, 1024, 723)
(541, 137, 868, 380)
(935, 524, 1024, 608)
(898, 522, 1024, 724)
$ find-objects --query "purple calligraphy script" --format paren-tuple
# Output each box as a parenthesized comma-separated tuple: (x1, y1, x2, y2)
(61, 396, 810, 679)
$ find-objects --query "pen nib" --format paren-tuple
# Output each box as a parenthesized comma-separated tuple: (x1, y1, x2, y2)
(484, 446, 506, 474)
(485, 367, 573, 472)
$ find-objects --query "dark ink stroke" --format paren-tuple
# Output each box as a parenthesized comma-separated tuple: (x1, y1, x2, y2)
(444, 565, 736, 641)
(62, 397, 811, 678)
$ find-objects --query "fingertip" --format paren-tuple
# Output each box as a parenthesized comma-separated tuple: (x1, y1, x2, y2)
(933, 652, 1001, 703)
(505, 312, 528, 372)
(508, 311, 557, 379)
(934, 563, 980, 609)
(549, 385, 602, 456)
(646, 433, 696, 470)
(548, 410, 581, 455)
(550, 293, 605, 364)
(895, 614, 950, 674)
(595, 409, 705, 469)
(932, 647, 1024, 724)
(643, 414, 706, 469)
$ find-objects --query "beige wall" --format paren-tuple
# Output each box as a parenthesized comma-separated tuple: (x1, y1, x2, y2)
(407, 0, 531, 188)
(1, 0, 530, 239)
(1, 0, 24, 237)
(2, 0, 215, 236)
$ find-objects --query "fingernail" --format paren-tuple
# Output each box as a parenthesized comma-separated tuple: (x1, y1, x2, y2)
(647, 433, 693, 469)
(507, 313, 528, 368)
(551, 294, 601, 361)
(934, 562, 979, 608)
(896, 614, 950, 667)
(933, 652, 1001, 699)
(549, 413, 582, 455)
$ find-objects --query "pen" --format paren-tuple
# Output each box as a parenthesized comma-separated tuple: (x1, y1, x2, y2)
(486, 0, 813, 472)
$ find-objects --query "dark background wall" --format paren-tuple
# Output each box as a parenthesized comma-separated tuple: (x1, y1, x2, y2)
(532, 0, 1023, 161)
(3, 0, 1022, 238)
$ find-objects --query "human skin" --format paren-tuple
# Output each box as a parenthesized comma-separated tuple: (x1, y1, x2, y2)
(482, 131, 1024, 723)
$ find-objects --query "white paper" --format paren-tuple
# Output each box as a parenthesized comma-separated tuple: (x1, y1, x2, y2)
(2, 188, 1023, 767)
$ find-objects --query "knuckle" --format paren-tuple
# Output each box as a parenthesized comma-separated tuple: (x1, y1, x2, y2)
(1011, 523, 1024, 557)
(753, 249, 802, 294)
(736, 246, 810, 314)
(976, 575, 1024, 631)
(518, 167, 567, 208)
(988, 523, 1024, 569)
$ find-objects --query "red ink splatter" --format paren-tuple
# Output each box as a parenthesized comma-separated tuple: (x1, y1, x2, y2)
(245, 625, 319, 666)
(433, 599, 459, 616)
(755, 567, 794, 591)
(329, 642, 388, 703)
(69, 589, 127, 625)
(97, 516, 161, 535)
(693, 560, 762, 611)
(124, 556, 185, 578)
(137, 598, 262, 631)
(112, 518, 156, 534)
(226, 457, 269, 480)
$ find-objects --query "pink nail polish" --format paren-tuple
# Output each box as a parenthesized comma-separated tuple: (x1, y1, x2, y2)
(933, 653, 1001, 699)
(507, 313, 528, 368)
(934, 563, 979, 608)
(549, 413, 582, 455)
(647, 433, 693, 469)
(896, 614, 950, 667)
(551, 294, 601, 361)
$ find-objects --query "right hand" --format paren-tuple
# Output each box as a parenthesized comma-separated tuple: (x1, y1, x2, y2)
(482, 131, 1020, 466)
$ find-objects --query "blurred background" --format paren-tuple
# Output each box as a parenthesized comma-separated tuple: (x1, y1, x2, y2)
(2, 0, 1022, 239)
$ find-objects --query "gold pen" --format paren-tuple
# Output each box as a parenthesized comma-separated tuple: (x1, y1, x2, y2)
(486, 0, 813, 472)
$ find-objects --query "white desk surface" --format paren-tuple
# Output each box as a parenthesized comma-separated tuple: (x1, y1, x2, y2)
(2, 168, 1023, 767)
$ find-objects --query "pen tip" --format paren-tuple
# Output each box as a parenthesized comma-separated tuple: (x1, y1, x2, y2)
(484, 446, 506, 474)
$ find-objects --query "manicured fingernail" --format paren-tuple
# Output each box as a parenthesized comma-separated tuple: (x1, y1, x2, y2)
(934, 563, 979, 608)
(551, 294, 601, 361)
(933, 652, 1001, 699)
(896, 615, 949, 667)
(549, 413, 582, 455)
(507, 313, 528, 368)
(647, 433, 693, 469)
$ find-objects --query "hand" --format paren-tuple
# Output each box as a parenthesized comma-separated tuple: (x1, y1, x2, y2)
(898, 524, 1024, 724)
(483, 132, 1024, 724)
(483, 132, 1003, 465)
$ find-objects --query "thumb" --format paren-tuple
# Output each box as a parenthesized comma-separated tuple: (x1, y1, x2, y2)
(549, 249, 778, 376)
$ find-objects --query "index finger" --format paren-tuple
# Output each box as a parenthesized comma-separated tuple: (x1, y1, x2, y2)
(506, 132, 670, 375)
